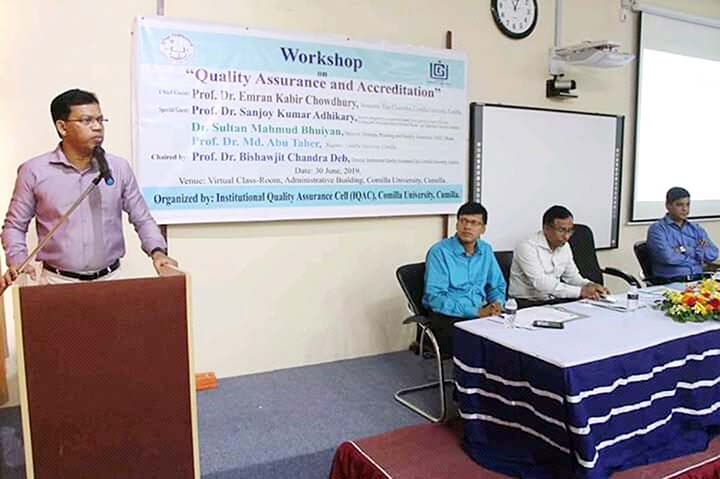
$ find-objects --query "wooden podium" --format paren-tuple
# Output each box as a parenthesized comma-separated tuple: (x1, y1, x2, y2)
(1, 294, 7, 405)
(13, 275, 199, 478)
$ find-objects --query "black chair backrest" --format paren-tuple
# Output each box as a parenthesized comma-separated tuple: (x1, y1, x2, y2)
(494, 251, 513, 292)
(396, 263, 428, 316)
(634, 241, 654, 280)
(568, 223, 604, 285)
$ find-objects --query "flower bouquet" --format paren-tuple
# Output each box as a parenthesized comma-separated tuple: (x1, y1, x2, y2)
(659, 279, 720, 322)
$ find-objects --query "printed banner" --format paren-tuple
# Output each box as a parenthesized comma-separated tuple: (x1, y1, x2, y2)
(134, 16, 467, 224)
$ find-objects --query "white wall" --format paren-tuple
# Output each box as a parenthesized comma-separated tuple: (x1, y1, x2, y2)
(2, 0, 720, 407)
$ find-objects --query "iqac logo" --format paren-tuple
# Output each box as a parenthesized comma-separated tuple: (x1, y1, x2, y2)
(429, 61, 449, 81)
(160, 34, 194, 62)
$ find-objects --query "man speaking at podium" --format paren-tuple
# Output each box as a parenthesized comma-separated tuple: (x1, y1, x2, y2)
(0, 89, 176, 288)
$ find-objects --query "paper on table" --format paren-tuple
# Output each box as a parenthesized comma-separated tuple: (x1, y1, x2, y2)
(638, 286, 667, 297)
(485, 316, 535, 330)
(581, 293, 634, 311)
(581, 292, 659, 311)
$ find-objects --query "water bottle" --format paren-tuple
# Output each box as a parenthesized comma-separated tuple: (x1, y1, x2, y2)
(627, 285, 639, 312)
(505, 298, 518, 328)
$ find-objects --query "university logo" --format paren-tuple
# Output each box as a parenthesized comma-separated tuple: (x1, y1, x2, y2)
(160, 34, 194, 62)
(429, 61, 449, 81)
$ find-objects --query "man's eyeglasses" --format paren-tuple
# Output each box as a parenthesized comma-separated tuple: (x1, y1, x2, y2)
(549, 226, 575, 236)
(65, 116, 109, 127)
(458, 217, 485, 227)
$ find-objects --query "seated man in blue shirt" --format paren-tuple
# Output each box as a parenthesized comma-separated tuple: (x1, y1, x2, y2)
(647, 187, 719, 284)
(422, 202, 506, 353)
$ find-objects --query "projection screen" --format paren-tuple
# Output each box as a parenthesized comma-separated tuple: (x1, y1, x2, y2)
(632, 12, 720, 221)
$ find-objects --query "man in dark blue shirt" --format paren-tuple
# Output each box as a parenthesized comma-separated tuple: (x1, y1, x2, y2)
(646, 187, 718, 283)
(422, 202, 506, 353)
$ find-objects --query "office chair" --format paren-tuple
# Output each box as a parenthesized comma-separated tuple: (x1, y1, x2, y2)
(633, 241, 661, 286)
(494, 251, 513, 292)
(394, 262, 454, 423)
(569, 224, 640, 287)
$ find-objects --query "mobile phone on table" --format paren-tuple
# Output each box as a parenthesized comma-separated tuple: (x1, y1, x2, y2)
(532, 320, 564, 329)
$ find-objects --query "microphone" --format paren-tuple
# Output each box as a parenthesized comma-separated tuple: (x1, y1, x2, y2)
(93, 145, 115, 186)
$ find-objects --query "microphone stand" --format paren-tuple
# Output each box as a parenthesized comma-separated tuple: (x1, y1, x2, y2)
(1, 172, 105, 295)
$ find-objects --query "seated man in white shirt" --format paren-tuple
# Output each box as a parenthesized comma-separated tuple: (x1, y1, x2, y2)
(508, 205, 608, 307)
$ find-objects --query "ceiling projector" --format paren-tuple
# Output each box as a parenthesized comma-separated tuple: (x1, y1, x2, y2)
(550, 41, 635, 70)
(546, 41, 634, 99)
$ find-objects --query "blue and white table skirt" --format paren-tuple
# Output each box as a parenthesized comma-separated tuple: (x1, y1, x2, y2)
(454, 317, 720, 479)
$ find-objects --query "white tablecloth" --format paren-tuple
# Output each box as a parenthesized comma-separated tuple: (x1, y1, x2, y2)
(455, 300, 720, 367)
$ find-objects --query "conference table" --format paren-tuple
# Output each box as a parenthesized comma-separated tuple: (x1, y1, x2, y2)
(453, 291, 720, 479)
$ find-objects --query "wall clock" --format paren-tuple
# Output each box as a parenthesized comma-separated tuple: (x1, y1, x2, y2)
(491, 0, 538, 39)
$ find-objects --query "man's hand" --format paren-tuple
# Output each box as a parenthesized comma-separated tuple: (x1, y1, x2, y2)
(705, 262, 720, 272)
(152, 251, 179, 276)
(478, 302, 503, 318)
(2, 263, 36, 287)
(580, 283, 608, 300)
